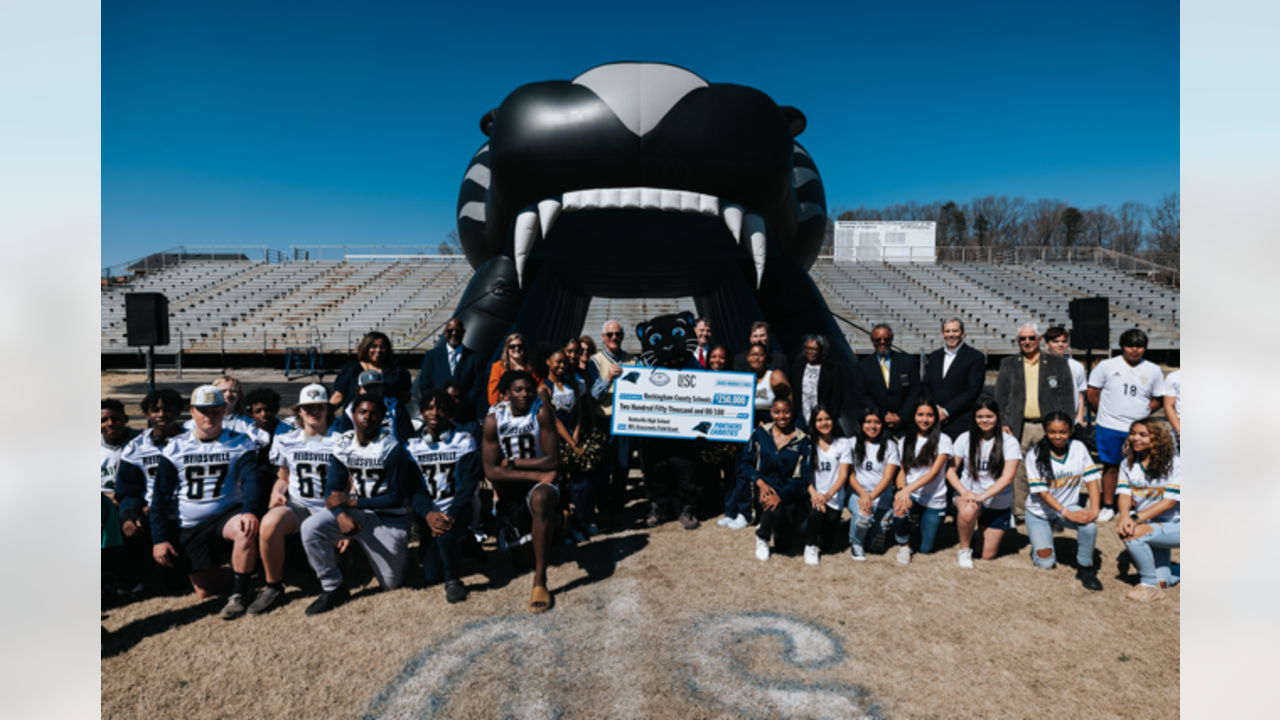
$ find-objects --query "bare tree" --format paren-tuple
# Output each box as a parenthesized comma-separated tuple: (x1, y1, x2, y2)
(1024, 199, 1066, 247)
(1113, 202, 1147, 255)
(1147, 191, 1179, 254)
(1082, 205, 1119, 247)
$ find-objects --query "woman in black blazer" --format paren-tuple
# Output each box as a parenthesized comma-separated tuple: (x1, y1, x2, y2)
(790, 334, 844, 429)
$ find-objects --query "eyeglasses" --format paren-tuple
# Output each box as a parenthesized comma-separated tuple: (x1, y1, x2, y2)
(1017, 336, 1038, 342)
(872, 337, 892, 344)
(604, 332, 623, 338)
(508, 344, 525, 350)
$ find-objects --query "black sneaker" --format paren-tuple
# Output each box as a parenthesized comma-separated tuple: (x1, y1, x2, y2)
(305, 585, 350, 616)
(645, 503, 663, 528)
(1076, 567, 1103, 592)
(445, 580, 468, 604)
(678, 506, 701, 531)
(247, 585, 285, 616)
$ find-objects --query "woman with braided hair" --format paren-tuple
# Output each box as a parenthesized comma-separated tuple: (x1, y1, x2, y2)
(1022, 411, 1104, 591)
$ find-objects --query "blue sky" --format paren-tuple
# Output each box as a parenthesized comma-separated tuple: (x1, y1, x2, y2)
(102, 0, 1178, 268)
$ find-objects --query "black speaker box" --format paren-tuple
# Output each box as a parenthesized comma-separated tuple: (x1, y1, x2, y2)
(125, 293, 170, 347)
(1068, 297, 1109, 349)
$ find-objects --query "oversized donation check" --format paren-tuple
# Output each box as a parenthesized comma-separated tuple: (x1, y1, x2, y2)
(610, 366, 755, 443)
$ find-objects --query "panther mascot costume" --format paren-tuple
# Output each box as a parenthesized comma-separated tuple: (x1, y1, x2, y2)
(631, 311, 707, 528)
(443, 61, 857, 432)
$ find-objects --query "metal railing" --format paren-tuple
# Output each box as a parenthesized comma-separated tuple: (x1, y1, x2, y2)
(287, 246, 468, 262)
(814, 246, 1178, 287)
(102, 246, 276, 287)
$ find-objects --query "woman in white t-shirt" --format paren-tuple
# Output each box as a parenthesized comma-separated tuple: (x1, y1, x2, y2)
(1117, 418, 1181, 602)
(802, 405, 849, 566)
(946, 398, 1022, 568)
(1022, 411, 1103, 591)
(891, 398, 952, 564)
(845, 407, 901, 561)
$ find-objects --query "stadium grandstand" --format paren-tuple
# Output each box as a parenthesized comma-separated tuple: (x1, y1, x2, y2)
(101, 245, 1178, 364)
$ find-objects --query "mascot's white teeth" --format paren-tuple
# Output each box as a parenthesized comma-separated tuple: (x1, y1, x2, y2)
(743, 213, 767, 288)
(519, 188, 767, 287)
(514, 209, 539, 287)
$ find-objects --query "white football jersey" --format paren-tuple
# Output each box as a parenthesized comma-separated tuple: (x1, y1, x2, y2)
(951, 431, 1023, 510)
(1118, 454, 1180, 523)
(1088, 357, 1165, 432)
(184, 413, 269, 446)
(897, 433, 953, 510)
(406, 427, 477, 514)
(269, 426, 342, 511)
(332, 428, 409, 515)
(100, 429, 140, 494)
(161, 429, 260, 528)
(1025, 440, 1100, 520)
(1164, 370, 1181, 420)
(851, 439, 901, 499)
(1067, 357, 1087, 412)
(120, 430, 169, 508)
(493, 403, 545, 460)
(811, 438, 851, 510)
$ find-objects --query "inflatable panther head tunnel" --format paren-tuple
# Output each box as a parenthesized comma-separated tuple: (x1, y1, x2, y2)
(449, 61, 857, 428)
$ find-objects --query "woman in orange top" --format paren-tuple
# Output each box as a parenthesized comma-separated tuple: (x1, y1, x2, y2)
(487, 333, 539, 406)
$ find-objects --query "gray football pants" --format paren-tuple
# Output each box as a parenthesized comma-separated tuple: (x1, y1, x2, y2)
(301, 508, 411, 592)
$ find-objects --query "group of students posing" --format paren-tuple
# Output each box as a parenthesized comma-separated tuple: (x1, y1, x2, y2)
(101, 329, 1181, 620)
(732, 394, 1180, 601)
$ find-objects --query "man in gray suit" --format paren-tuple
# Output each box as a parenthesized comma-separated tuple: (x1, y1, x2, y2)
(994, 323, 1074, 518)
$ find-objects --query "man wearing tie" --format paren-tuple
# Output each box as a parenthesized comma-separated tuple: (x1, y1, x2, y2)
(923, 318, 986, 440)
(693, 317, 713, 368)
(851, 324, 920, 434)
(414, 319, 484, 420)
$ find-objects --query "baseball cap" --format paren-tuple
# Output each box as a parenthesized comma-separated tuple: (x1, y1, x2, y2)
(190, 385, 227, 408)
(358, 370, 385, 387)
(297, 384, 330, 405)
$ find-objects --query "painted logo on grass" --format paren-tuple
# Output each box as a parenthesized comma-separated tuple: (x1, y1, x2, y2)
(679, 612, 885, 719)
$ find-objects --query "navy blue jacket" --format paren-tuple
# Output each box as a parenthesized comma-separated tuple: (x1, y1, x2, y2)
(414, 340, 485, 419)
(923, 344, 986, 439)
(851, 351, 921, 420)
(737, 425, 813, 503)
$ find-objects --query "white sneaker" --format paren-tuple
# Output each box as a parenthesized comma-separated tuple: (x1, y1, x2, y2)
(804, 545, 820, 566)
(850, 544, 867, 562)
(755, 537, 771, 561)
(716, 516, 732, 527)
(1097, 507, 1116, 523)
(896, 545, 913, 565)
(726, 515, 749, 530)
(958, 549, 974, 569)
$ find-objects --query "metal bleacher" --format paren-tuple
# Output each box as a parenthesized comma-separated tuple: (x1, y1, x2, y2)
(102, 251, 1178, 358)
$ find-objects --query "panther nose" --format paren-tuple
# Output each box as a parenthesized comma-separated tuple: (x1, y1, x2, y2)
(572, 62, 708, 137)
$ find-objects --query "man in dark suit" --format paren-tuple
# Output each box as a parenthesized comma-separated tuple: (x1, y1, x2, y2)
(414, 319, 485, 420)
(732, 321, 790, 375)
(850, 324, 919, 433)
(994, 323, 1074, 517)
(924, 318, 986, 440)
(789, 334, 844, 427)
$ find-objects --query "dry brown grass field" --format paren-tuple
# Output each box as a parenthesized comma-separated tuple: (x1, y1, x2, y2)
(102, 370, 1179, 719)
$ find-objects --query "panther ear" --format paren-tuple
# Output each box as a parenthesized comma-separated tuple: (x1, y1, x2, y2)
(779, 106, 806, 137)
(480, 108, 497, 137)
(679, 311, 696, 327)
(636, 322, 649, 343)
